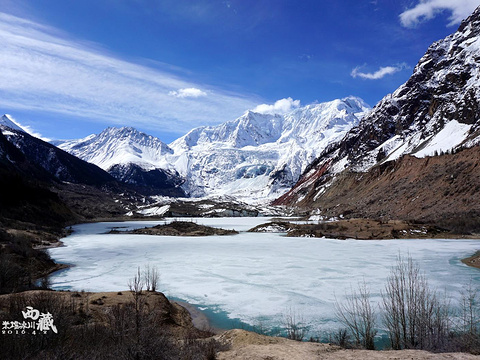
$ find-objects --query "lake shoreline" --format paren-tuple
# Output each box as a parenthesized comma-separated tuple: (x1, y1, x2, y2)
(251, 218, 480, 240)
(461, 251, 480, 269)
(46, 218, 480, 346)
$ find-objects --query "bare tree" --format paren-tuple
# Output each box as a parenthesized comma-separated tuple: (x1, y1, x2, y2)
(150, 265, 160, 292)
(143, 264, 151, 291)
(381, 255, 450, 351)
(142, 264, 160, 292)
(459, 280, 480, 336)
(128, 266, 144, 297)
(455, 280, 480, 352)
(335, 279, 377, 349)
(128, 266, 144, 337)
(283, 307, 307, 341)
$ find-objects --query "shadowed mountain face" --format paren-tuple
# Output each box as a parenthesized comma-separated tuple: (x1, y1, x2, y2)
(274, 6, 480, 233)
(2, 126, 116, 187)
(0, 126, 139, 227)
(108, 163, 185, 197)
(0, 131, 76, 227)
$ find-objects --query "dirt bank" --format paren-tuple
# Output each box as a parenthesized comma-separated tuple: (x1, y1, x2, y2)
(109, 220, 239, 236)
(462, 251, 480, 269)
(250, 219, 480, 240)
(215, 329, 480, 360)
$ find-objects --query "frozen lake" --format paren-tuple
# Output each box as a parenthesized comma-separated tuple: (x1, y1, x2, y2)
(49, 217, 480, 335)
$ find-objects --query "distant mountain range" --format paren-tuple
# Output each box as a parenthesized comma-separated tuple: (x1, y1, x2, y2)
(1, 6, 479, 233)
(55, 97, 369, 202)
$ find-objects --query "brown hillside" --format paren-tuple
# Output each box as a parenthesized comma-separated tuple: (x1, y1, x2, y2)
(275, 146, 480, 233)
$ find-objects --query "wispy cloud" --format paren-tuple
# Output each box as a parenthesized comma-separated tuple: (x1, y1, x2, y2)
(351, 63, 408, 80)
(252, 98, 301, 115)
(400, 0, 479, 27)
(0, 12, 259, 137)
(169, 88, 207, 98)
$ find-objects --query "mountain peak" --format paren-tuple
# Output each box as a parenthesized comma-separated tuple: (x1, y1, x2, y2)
(0, 114, 25, 132)
(276, 5, 480, 210)
(58, 126, 173, 171)
(167, 97, 370, 200)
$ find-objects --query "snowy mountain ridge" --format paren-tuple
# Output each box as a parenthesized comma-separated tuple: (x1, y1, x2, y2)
(171, 97, 368, 150)
(335, 7, 480, 173)
(0, 114, 25, 133)
(58, 126, 174, 171)
(275, 6, 480, 210)
(168, 96, 370, 201)
(55, 96, 370, 202)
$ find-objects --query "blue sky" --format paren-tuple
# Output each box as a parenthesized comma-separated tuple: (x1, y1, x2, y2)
(0, 0, 479, 142)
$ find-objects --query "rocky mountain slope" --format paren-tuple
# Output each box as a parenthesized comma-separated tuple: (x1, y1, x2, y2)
(276, 147, 480, 233)
(340, 7, 480, 171)
(0, 120, 147, 225)
(274, 7, 480, 233)
(1, 118, 116, 187)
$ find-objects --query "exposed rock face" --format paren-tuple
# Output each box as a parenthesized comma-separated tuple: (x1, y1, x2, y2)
(340, 6, 480, 170)
(274, 6, 480, 232)
(108, 163, 185, 197)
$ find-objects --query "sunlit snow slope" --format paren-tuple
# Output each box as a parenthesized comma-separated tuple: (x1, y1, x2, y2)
(168, 96, 369, 201)
(58, 127, 173, 171)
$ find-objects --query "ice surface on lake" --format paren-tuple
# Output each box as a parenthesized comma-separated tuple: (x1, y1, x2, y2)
(50, 218, 480, 333)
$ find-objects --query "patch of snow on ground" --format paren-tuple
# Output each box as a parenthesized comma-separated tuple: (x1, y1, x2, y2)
(136, 205, 170, 217)
(414, 120, 472, 157)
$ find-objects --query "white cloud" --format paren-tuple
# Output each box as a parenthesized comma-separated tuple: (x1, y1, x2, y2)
(0, 12, 259, 136)
(169, 88, 207, 98)
(252, 98, 301, 115)
(400, 0, 479, 27)
(351, 63, 408, 80)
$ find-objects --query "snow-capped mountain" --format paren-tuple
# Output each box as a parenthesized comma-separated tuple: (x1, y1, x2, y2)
(0, 114, 25, 133)
(57, 127, 185, 196)
(275, 6, 480, 219)
(169, 96, 370, 201)
(55, 97, 369, 202)
(335, 6, 480, 173)
(57, 127, 174, 170)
